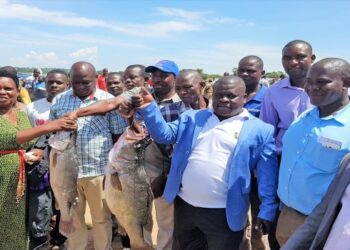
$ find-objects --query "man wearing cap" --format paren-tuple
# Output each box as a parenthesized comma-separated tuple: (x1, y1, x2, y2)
(143, 60, 181, 250)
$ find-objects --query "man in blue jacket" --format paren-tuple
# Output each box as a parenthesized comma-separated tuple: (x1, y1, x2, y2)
(129, 75, 279, 250)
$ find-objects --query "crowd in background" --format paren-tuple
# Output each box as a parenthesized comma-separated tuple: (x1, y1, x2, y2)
(0, 38, 350, 250)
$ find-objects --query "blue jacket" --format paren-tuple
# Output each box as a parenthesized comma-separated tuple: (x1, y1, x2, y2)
(139, 101, 279, 231)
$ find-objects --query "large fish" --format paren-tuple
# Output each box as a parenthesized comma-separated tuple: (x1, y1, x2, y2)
(49, 131, 79, 237)
(105, 121, 154, 250)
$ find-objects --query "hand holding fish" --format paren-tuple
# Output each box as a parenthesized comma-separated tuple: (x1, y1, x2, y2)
(119, 87, 154, 119)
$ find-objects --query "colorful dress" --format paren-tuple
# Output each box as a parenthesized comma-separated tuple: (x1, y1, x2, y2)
(0, 111, 36, 250)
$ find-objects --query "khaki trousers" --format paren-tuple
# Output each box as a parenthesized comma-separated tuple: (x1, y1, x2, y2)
(275, 205, 307, 247)
(67, 175, 112, 250)
(154, 196, 174, 250)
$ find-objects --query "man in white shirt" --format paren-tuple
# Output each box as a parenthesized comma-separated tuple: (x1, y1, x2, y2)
(129, 76, 279, 250)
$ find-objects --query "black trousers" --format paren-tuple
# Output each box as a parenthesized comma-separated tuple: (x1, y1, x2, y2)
(173, 197, 243, 250)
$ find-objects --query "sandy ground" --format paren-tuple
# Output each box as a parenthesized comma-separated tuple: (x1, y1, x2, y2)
(86, 203, 158, 250)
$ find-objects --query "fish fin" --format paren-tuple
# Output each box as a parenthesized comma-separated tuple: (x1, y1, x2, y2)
(52, 152, 57, 168)
(54, 199, 60, 210)
(59, 218, 74, 237)
(68, 197, 79, 217)
(111, 172, 122, 191)
(144, 188, 154, 233)
(102, 175, 106, 190)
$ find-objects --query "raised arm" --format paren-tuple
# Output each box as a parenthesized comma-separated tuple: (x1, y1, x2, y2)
(69, 96, 125, 119)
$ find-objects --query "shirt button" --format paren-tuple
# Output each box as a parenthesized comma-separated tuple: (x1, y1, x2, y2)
(186, 151, 189, 154)
(288, 168, 291, 172)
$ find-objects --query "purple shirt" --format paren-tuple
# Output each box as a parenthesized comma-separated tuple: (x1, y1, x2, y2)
(260, 77, 312, 155)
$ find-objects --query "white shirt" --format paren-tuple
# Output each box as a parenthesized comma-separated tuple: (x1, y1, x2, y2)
(178, 109, 249, 208)
(324, 183, 350, 250)
(26, 98, 52, 126)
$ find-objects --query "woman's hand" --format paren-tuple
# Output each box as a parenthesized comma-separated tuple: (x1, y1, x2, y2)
(47, 117, 77, 132)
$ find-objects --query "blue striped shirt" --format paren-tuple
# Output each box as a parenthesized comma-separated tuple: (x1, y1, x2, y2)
(49, 89, 128, 178)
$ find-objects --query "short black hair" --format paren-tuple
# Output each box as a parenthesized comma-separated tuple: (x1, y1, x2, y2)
(239, 55, 264, 69)
(0, 66, 17, 75)
(125, 64, 146, 77)
(0, 68, 19, 88)
(108, 72, 124, 78)
(283, 40, 313, 54)
(46, 69, 69, 78)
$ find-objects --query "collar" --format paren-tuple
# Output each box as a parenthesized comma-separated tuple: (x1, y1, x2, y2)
(210, 108, 250, 121)
(309, 102, 350, 125)
(71, 89, 97, 101)
(278, 77, 305, 90)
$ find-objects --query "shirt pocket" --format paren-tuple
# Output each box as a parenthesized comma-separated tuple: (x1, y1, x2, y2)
(310, 143, 348, 173)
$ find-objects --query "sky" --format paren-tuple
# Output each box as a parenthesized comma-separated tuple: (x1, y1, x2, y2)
(1, 0, 350, 74)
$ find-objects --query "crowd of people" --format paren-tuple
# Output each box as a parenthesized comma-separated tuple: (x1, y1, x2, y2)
(0, 38, 350, 250)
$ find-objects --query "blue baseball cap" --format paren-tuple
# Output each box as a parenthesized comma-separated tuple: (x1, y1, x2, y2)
(145, 60, 179, 76)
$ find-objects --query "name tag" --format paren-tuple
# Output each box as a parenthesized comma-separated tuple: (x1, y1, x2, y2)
(319, 136, 342, 150)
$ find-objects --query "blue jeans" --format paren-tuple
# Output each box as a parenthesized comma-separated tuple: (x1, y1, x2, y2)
(173, 197, 244, 250)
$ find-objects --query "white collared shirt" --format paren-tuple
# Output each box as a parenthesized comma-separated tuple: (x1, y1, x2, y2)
(178, 109, 249, 208)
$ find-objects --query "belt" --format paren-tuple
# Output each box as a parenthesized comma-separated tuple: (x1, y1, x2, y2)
(0, 149, 26, 205)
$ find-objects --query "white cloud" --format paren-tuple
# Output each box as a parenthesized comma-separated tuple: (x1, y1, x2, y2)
(156, 7, 210, 20)
(148, 42, 283, 74)
(206, 17, 255, 26)
(70, 47, 98, 62)
(0, 2, 254, 38)
(9, 50, 67, 67)
(156, 7, 255, 27)
(0, 1, 202, 37)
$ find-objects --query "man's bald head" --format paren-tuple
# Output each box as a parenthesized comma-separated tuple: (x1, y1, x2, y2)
(306, 57, 350, 115)
(70, 61, 96, 76)
(214, 76, 246, 93)
(309, 58, 350, 80)
(70, 61, 97, 99)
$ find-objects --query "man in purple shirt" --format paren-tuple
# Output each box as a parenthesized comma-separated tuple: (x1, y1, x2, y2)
(260, 40, 316, 159)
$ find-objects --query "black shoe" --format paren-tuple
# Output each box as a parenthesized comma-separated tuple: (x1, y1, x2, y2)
(32, 241, 51, 250)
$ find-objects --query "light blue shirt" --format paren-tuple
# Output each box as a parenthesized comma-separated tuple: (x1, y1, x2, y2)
(278, 103, 350, 215)
(49, 89, 127, 178)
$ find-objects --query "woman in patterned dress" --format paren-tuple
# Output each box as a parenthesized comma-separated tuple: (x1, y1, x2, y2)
(0, 70, 76, 249)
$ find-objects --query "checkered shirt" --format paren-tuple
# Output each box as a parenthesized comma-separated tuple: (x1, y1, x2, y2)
(160, 101, 191, 122)
(49, 89, 128, 178)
